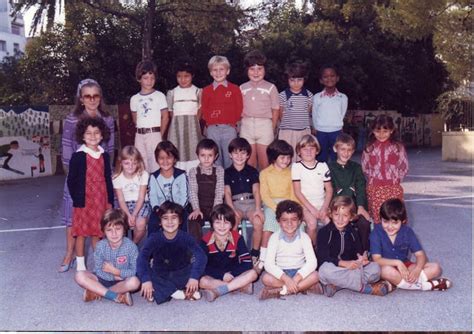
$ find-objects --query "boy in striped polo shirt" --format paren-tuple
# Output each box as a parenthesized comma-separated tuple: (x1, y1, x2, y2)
(278, 61, 314, 162)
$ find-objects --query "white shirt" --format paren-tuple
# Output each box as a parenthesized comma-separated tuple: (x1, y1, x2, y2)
(264, 230, 317, 280)
(291, 161, 331, 207)
(167, 85, 201, 116)
(113, 171, 149, 202)
(130, 90, 167, 128)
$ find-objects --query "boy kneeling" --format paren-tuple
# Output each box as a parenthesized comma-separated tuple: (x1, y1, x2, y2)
(199, 204, 258, 302)
(75, 209, 140, 306)
(317, 196, 389, 297)
(260, 200, 322, 299)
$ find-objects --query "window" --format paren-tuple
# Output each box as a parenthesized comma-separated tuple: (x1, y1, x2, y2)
(0, 40, 6, 52)
(11, 24, 21, 35)
(13, 43, 19, 53)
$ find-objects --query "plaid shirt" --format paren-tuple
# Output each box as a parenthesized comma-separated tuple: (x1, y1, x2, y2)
(361, 140, 409, 186)
(188, 164, 224, 211)
(94, 237, 138, 281)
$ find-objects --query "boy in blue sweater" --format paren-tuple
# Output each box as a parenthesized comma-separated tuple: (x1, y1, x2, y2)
(137, 201, 207, 304)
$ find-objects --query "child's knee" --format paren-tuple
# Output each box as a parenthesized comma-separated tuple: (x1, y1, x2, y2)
(74, 271, 88, 285)
(427, 262, 442, 277)
(380, 265, 399, 280)
(126, 276, 141, 290)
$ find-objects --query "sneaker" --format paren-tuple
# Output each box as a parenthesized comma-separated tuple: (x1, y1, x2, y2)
(239, 283, 254, 295)
(83, 289, 101, 302)
(369, 282, 388, 296)
(428, 278, 452, 291)
(307, 282, 324, 295)
(185, 290, 201, 300)
(116, 292, 133, 306)
(322, 284, 339, 297)
(259, 287, 281, 300)
(202, 289, 220, 302)
(381, 280, 396, 293)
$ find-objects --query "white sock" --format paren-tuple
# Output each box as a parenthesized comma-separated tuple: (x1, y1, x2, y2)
(260, 247, 267, 263)
(280, 285, 288, 295)
(417, 270, 433, 290)
(76, 256, 86, 271)
(171, 290, 186, 300)
(397, 279, 422, 290)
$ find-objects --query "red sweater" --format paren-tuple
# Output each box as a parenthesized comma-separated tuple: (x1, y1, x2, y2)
(201, 83, 243, 126)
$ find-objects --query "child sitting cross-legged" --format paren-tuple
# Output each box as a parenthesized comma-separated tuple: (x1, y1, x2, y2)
(137, 201, 207, 304)
(260, 200, 322, 300)
(370, 198, 452, 292)
(74, 209, 140, 306)
(199, 204, 258, 302)
(316, 196, 389, 297)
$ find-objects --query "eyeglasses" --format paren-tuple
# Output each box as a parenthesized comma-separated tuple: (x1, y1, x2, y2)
(82, 94, 100, 101)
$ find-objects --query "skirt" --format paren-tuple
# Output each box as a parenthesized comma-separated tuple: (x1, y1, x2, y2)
(367, 183, 404, 224)
(168, 115, 202, 162)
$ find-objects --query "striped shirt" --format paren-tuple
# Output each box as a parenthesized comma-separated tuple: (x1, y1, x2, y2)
(279, 88, 313, 130)
(93, 237, 138, 281)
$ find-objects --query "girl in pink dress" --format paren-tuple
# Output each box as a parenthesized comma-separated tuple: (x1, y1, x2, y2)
(67, 117, 114, 271)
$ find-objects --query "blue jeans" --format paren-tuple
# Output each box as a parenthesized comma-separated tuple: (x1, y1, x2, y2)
(316, 130, 341, 162)
(206, 124, 237, 169)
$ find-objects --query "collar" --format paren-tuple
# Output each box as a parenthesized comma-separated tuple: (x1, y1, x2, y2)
(285, 88, 308, 100)
(279, 229, 301, 242)
(77, 144, 104, 159)
(206, 231, 236, 247)
(321, 88, 340, 98)
(212, 80, 228, 89)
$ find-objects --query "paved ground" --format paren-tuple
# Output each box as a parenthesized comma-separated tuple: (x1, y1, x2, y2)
(0, 148, 472, 331)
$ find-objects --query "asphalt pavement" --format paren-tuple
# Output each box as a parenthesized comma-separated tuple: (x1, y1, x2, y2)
(0, 148, 472, 331)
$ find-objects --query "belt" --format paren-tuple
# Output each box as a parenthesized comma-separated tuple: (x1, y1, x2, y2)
(137, 127, 160, 134)
(232, 194, 254, 201)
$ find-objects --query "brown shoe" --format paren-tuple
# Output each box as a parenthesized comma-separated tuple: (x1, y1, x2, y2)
(369, 282, 388, 296)
(307, 282, 324, 295)
(202, 289, 220, 302)
(83, 289, 101, 302)
(428, 278, 452, 291)
(259, 287, 281, 300)
(239, 283, 254, 295)
(116, 292, 133, 306)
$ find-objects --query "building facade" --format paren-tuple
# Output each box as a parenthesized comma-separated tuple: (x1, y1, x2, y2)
(0, 0, 26, 60)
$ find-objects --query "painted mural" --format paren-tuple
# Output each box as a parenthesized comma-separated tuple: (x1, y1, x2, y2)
(0, 106, 52, 180)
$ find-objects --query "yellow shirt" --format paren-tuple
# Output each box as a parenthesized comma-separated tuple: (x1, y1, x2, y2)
(259, 164, 297, 211)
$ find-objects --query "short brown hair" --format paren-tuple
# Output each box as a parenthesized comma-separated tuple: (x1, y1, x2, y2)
(155, 140, 180, 162)
(135, 60, 157, 80)
(244, 50, 266, 68)
(210, 204, 237, 229)
(100, 208, 129, 233)
(380, 198, 407, 223)
(328, 196, 356, 218)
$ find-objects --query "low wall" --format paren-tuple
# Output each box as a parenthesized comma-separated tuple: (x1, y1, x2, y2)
(442, 131, 474, 162)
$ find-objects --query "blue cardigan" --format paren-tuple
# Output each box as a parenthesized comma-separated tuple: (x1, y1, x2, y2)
(67, 151, 114, 208)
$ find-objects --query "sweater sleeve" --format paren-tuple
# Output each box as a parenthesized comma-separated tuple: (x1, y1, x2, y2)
(297, 233, 317, 279)
(397, 144, 409, 181)
(264, 233, 284, 279)
(213, 166, 225, 207)
(67, 152, 80, 203)
(104, 116, 115, 159)
(61, 115, 76, 166)
(200, 86, 210, 124)
(187, 234, 207, 279)
(233, 236, 252, 276)
(360, 150, 370, 179)
(174, 173, 189, 208)
(148, 173, 161, 211)
(353, 162, 368, 209)
(259, 168, 276, 210)
(316, 226, 339, 268)
(136, 234, 157, 283)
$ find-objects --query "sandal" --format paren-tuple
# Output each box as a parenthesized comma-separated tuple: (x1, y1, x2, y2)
(58, 258, 76, 273)
(185, 291, 201, 301)
(428, 278, 452, 291)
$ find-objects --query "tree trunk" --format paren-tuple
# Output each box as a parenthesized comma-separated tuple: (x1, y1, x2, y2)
(142, 0, 156, 61)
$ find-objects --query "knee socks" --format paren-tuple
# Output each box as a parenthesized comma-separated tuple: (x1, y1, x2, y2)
(104, 290, 118, 301)
(397, 270, 430, 290)
(76, 256, 86, 271)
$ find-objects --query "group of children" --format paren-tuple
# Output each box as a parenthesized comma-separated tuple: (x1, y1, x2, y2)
(64, 50, 451, 306)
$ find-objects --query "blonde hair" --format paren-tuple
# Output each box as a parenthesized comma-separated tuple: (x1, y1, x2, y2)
(329, 196, 356, 218)
(113, 145, 146, 179)
(208, 55, 231, 71)
(295, 134, 320, 156)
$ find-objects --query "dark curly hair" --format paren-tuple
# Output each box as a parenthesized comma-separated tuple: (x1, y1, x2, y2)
(157, 201, 184, 224)
(276, 200, 303, 221)
(266, 139, 294, 164)
(75, 117, 110, 145)
(244, 50, 267, 68)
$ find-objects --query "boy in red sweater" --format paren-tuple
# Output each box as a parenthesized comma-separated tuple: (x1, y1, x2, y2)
(201, 55, 243, 169)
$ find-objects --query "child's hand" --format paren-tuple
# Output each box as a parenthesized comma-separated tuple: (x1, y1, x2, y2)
(407, 266, 422, 283)
(188, 209, 203, 220)
(102, 261, 117, 274)
(282, 274, 298, 294)
(185, 278, 199, 298)
(223, 272, 234, 282)
(141, 281, 154, 300)
(357, 252, 370, 266)
(396, 261, 409, 280)
(357, 206, 371, 221)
